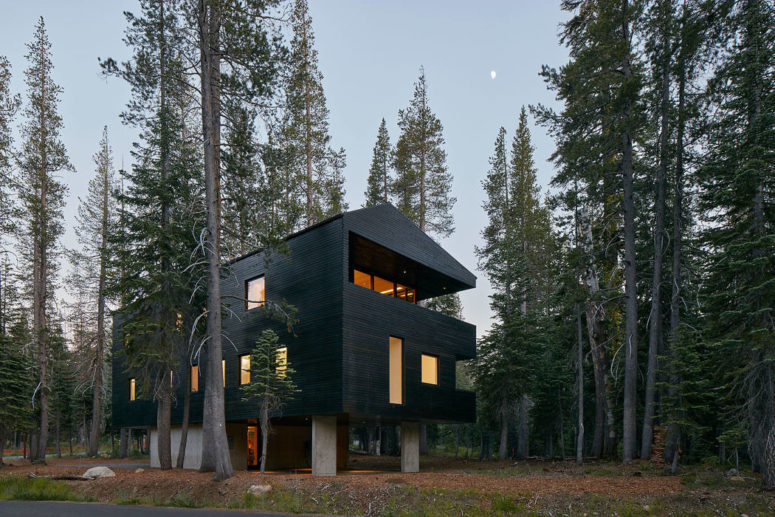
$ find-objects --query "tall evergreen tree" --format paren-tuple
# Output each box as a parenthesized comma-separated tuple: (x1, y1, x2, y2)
(697, 0, 775, 488)
(103, 0, 202, 470)
(16, 18, 72, 462)
(281, 0, 345, 227)
(364, 118, 392, 206)
(0, 56, 20, 241)
(194, 0, 286, 481)
(70, 126, 116, 457)
(393, 67, 455, 238)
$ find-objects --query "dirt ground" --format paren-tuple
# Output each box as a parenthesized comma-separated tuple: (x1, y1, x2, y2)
(0, 454, 772, 515)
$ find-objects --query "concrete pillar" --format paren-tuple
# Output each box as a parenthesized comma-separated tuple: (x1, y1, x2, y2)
(401, 421, 420, 473)
(312, 415, 337, 476)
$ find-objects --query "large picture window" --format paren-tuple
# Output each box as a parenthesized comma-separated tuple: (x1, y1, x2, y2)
(245, 275, 265, 310)
(276, 347, 288, 377)
(352, 269, 416, 304)
(389, 337, 403, 404)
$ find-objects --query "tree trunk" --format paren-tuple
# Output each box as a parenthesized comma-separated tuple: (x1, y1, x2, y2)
(665, 54, 686, 464)
(621, 0, 639, 463)
(498, 399, 509, 460)
(517, 394, 529, 459)
(176, 363, 191, 468)
(119, 428, 128, 459)
(0, 428, 5, 465)
(419, 424, 427, 455)
(454, 425, 460, 459)
(642, 5, 671, 460)
(88, 152, 110, 457)
(157, 370, 172, 470)
(259, 400, 269, 474)
(197, 0, 234, 481)
(55, 410, 61, 458)
(576, 304, 584, 464)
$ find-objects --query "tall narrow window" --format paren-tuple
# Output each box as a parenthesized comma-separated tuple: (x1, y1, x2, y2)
(128, 378, 136, 401)
(245, 275, 265, 310)
(240, 355, 251, 385)
(276, 347, 288, 377)
(190, 365, 199, 393)
(222, 359, 226, 387)
(389, 337, 403, 404)
(421, 354, 438, 385)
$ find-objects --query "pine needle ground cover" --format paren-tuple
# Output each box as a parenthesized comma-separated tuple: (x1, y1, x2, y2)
(1, 456, 773, 515)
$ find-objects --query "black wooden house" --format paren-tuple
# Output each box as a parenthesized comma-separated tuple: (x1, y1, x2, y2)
(112, 204, 476, 474)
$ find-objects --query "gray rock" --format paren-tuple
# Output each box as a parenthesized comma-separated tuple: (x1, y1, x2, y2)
(727, 468, 739, 476)
(247, 484, 272, 496)
(83, 466, 116, 479)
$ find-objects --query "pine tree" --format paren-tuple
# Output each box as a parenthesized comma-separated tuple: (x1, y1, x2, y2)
(70, 126, 115, 457)
(240, 329, 299, 473)
(0, 56, 20, 240)
(393, 67, 455, 238)
(104, 0, 202, 470)
(16, 18, 73, 462)
(364, 118, 392, 206)
(697, 0, 775, 488)
(194, 0, 286, 481)
(281, 0, 345, 227)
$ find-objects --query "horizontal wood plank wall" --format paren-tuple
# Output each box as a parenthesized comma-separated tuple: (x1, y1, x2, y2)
(112, 217, 345, 429)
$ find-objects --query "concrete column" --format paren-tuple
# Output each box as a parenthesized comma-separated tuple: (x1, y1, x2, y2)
(401, 421, 420, 473)
(312, 415, 337, 476)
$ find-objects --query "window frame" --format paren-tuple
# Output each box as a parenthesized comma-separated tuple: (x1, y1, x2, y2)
(239, 354, 251, 385)
(190, 365, 199, 393)
(389, 336, 404, 405)
(420, 353, 439, 386)
(244, 274, 266, 311)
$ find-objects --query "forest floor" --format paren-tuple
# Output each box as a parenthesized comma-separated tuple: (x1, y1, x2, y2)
(1, 454, 773, 515)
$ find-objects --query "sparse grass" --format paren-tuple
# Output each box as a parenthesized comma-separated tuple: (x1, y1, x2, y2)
(229, 485, 342, 514)
(0, 476, 90, 502)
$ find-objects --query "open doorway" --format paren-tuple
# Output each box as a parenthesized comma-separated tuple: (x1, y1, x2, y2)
(247, 426, 259, 468)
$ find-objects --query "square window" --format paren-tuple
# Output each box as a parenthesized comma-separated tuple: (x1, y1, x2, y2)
(245, 276, 265, 310)
(240, 355, 250, 385)
(421, 354, 438, 385)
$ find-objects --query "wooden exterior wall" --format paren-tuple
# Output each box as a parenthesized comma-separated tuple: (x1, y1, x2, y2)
(112, 204, 476, 430)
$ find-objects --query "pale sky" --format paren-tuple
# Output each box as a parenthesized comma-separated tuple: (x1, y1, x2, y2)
(0, 1, 569, 338)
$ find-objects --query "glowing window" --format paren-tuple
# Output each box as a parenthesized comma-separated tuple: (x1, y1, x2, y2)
(421, 354, 438, 385)
(222, 359, 226, 387)
(389, 337, 403, 404)
(129, 378, 136, 401)
(276, 347, 288, 377)
(353, 269, 372, 289)
(374, 276, 394, 297)
(246, 276, 265, 310)
(240, 355, 251, 385)
(170, 370, 174, 389)
(190, 365, 199, 392)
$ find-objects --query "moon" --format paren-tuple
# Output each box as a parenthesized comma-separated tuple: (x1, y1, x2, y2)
(490, 70, 496, 80)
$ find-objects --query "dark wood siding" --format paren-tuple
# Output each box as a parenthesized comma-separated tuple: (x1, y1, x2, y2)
(112, 204, 476, 429)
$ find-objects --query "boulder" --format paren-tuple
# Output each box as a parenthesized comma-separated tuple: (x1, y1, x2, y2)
(83, 466, 116, 479)
(134, 468, 144, 474)
(247, 484, 272, 496)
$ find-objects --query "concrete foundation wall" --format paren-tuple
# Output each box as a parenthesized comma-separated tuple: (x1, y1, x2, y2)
(150, 425, 203, 470)
(401, 421, 420, 473)
(312, 416, 337, 475)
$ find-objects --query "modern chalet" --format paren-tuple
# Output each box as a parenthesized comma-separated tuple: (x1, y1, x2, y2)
(112, 204, 477, 475)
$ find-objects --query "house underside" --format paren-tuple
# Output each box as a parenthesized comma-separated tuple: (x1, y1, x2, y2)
(114, 205, 477, 475)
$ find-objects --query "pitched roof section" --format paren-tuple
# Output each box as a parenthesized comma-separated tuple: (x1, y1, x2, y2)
(343, 204, 476, 290)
